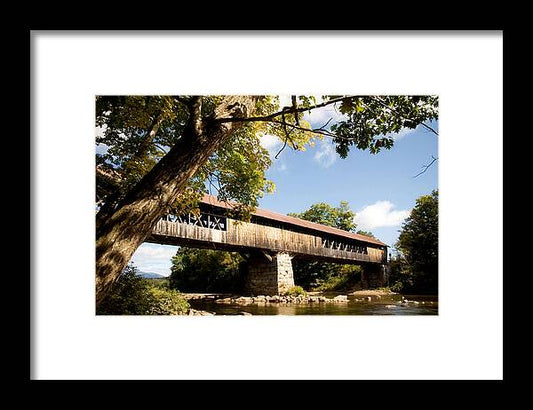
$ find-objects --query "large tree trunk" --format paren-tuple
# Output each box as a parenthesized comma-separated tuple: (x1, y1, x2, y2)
(95, 96, 256, 306)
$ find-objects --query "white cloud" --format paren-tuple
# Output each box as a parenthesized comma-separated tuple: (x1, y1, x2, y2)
(278, 95, 292, 109)
(304, 105, 347, 129)
(313, 140, 337, 168)
(130, 243, 179, 276)
(260, 134, 283, 154)
(276, 95, 347, 128)
(133, 244, 177, 259)
(354, 201, 411, 230)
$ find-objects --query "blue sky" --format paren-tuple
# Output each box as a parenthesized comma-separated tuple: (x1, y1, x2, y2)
(127, 97, 438, 276)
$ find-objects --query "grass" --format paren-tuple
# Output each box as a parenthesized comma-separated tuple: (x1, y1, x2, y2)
(313, 276, 349, 292)
(312, 272, 361, 292)
(283, 286, 307, 297)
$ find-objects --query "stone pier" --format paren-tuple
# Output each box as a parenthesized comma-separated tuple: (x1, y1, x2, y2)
(361, 264, 390, 289)
(244, 252, 295, 296)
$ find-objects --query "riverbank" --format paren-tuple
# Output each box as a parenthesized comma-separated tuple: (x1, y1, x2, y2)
(216, 294, 351, 305)
(182, 288, 398, 307)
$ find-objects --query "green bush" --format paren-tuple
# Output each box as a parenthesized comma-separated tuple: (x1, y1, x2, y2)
(283, 286, 307, 297)
(313, 265, 362, 291)
(97, 264, 190, 315)
(169, 248, 245, 293)
(146, 286, 190, 315)
(390, 281, 403, 293)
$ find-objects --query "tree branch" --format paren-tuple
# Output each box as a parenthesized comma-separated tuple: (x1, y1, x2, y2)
(267, 119, 341, 140)
(274, 113, 296, 159)
(316, 117, 333, 131)
(131, 111, 167, 158)
(175, 96, 190, 105)
(413, 155, 438, 178)
(291, 95, 300, 126)
(207, 173, 220, 195)
(274, 139, 289, 159)
(154, 143, 168, 154)
(187, 96, 203, 137)
(214, 96, 353, 124)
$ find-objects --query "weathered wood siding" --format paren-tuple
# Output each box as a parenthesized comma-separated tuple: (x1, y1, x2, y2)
(150, 218, 386, 264)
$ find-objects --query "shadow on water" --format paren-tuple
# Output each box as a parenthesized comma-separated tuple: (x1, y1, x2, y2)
(188, 293, 438, 316)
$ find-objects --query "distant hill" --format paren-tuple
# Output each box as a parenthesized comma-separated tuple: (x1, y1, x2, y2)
(137, 271, 167, 279)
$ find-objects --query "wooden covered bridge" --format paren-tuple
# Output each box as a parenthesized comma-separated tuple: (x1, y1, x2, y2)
(147, 194, 389, 295)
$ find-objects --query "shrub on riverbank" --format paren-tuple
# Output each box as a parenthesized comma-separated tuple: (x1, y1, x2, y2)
(145, 286, 190, 315)
(283, 285, 307, 297)
(97, 264, 190, 315)
(312, 265, 362, 292)
(169, 248, 245, 293)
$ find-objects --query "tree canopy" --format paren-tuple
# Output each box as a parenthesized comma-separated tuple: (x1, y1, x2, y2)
(288, 201, 356, 232)
(356, 230, 375, 238)
(169, 248, 245, 293)
(96, 96, 275, 218)
(390, 190, 438, 293)
(96, 95, 438, 218)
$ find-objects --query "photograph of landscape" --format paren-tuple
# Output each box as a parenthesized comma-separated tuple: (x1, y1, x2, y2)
(95, 95, 439, 316)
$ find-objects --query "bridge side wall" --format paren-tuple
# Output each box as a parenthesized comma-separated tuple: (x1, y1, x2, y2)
(151, 218, 387, 264)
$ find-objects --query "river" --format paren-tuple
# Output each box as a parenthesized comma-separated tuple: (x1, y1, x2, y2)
(187, 293, 438, 315)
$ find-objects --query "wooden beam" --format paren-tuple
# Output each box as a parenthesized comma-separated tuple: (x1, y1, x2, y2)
(260, 250, 273, 262)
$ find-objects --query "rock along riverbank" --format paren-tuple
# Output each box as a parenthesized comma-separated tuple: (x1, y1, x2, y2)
(182, 290, 405, 315)
(183, 290, 400, 306)
(215, 294, 350, 305)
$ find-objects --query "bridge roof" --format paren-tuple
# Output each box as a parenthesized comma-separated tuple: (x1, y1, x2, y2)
(200, 194, 388, 247)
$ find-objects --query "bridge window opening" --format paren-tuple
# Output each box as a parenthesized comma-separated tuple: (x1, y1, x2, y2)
(318, 237, 370, 254)
(164, 214, 181, 223)
(162, 212, 227, 231)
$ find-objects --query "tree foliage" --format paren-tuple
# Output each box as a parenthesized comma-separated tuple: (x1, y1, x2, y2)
(288, 201, 356, 232)
(356, 230, 375, 238)
(95, 96, 278, 218)
(96, 263, 190, 315)
(390, 190, 438, 294)
(312, 265, 362, 292)
(169, 248, 245, 293)
(331, 95, 438, 157)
